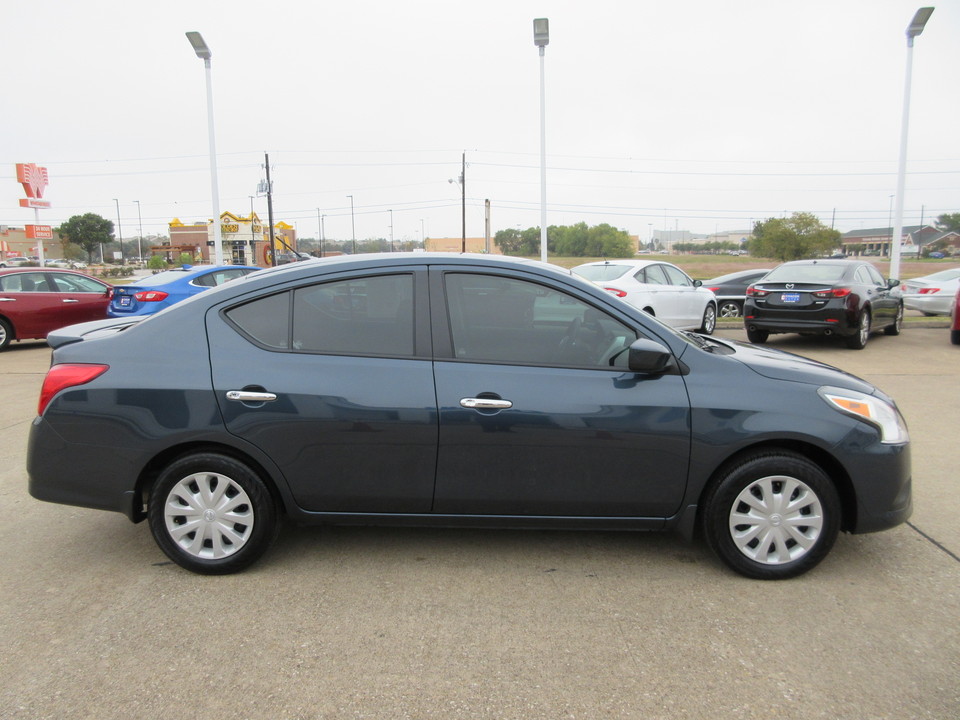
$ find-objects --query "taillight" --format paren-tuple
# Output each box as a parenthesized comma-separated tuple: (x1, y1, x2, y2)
(746, 286, 768, 297)
(603, 287, 628, 298)
(38, 364, 109, 416)
(705, 286, 719, 293)
(918, 287, 941, 295)
(813, 287, 852, 298)
(134, 290, 169, 302)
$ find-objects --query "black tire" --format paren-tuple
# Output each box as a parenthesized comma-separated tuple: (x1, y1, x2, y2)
(951, 329, 960, 346)
(701, 451, 841, 580)
(718, 300, 742, 319)
(148, 452, 279, 575)
(884, 303, 903, 336)
(0, 317, 11, 350)
(699, 304, 717, 335)
(845, 309, 871, 349)
(746, 327, 768, 344)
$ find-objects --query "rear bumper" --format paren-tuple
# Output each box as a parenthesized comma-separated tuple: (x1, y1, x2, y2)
(745, 316, 857, 336)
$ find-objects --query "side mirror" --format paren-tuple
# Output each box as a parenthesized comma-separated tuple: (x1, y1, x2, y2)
(693, 279, 703, 287)
(888, 278, 901, 289)
(627, 338, 675, 374)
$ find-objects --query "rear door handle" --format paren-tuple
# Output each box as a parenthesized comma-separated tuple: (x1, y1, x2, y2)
(62, 299, 79, 303)
(226, 390, 278, 403)
(460, 397, 513, 410)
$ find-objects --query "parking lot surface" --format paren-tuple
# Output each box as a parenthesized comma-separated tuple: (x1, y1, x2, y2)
(1, 329, 958, 719)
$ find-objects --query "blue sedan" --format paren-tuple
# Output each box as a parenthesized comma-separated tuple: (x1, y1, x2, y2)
(108, 264, 259, 317)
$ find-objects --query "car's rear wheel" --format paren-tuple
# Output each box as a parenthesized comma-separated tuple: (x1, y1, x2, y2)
(884, 304, 903, 336)
(702, 451, 841, 579)
(148, 452, 279, 575)
(718, 300, 742, 318)
(746, 327, 768, 344)
(699, 304, 717, 335)
(845, 309, 871, 349)
(0, 318, 12, 350)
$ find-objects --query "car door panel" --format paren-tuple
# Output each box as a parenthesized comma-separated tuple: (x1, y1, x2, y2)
(206, 270, 439, 514)
(430, 268, 691, 518)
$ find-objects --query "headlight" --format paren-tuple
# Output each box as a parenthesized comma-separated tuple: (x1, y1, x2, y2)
(818, 387, 909, 445)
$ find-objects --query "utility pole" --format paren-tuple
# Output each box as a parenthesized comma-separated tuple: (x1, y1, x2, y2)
(263, 152, 276, 266)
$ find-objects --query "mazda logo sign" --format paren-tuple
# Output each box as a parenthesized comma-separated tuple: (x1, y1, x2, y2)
(786, 283, 795, 289)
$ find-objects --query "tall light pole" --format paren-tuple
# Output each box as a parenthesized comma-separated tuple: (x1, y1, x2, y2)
(347, 195, 356, 253)
(133, 200, 143, 261)
(533, 18, 549, 263)
(448, 154, 466, 252)
(389, 209, 395, 251)
(186, 31, 224, 265)
(113, 198, 123, 263)
(890, 7, 934, 281)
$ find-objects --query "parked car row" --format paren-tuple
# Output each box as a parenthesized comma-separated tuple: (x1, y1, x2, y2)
(0, 264, 259, 351)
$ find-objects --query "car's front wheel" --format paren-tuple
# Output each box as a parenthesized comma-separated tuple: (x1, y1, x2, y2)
(701, 451, 841, 579)
(884, 303, 903, 336)
(699, 304, 717, 335)
(148, 452, 279, 574)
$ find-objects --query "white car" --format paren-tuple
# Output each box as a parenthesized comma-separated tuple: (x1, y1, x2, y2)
(572, 260, 717, 333)
(902, 267, 960, 316)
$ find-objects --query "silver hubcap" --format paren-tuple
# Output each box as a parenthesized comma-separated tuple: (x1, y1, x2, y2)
(859, 313, 869, 343)
(728, 475, 824, 565)
(719, 302, 740, 318)
(164, 472, 254, 559)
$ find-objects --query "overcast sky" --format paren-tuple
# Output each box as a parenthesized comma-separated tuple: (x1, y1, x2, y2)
(3, 0, 958, 247)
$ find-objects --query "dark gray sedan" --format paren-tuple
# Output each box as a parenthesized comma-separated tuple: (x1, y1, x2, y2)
(28, 254, 911, 579)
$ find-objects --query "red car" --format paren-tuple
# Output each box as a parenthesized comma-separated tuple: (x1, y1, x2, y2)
(0, 268, 113, 350)
(952, 286, 960, 345)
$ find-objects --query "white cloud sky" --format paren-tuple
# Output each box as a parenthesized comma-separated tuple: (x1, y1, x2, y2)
(3, 0, 957, 245)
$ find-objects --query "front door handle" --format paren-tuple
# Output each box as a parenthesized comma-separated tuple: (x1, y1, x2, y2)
(226, 390, 278, 403)
(62, 299, 79, 303)
(460, 397, 513, 410)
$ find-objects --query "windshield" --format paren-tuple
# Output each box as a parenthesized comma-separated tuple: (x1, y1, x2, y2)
(762, 264, 846, 284)
(573, 264, 632, 282)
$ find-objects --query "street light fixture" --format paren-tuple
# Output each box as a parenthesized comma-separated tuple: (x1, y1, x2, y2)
(185, 31, 224, 265)
(533, 18, 549, 263)
(890, 7, 934, 281)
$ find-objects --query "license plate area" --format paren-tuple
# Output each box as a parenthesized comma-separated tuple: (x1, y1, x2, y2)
(119, 296, 132, 307)
(781, 293, 801, 303)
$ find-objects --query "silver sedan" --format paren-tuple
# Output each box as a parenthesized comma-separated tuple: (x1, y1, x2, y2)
(902, 267, 960, 316)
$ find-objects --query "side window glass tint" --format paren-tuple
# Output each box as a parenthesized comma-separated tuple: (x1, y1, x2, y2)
(0, 272, 48, 292)
(661, 265, 692, 287)
(225, 291, 291, 349)
(445, 273, 637, 369)
(643, 265, 669, 285)
(292, 273, 414, 356)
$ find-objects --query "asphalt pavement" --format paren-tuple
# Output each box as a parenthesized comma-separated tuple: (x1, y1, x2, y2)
(1, 328, 957, 719)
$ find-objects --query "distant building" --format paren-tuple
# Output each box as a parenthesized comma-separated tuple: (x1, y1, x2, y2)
(166, 212, 296, 265)
(424, 237, 502, 254)
(840, 224, 958, 256)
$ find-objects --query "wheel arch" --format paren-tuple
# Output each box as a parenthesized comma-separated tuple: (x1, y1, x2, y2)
(694, 439, 857, 535)
(133, 441, 287, 523)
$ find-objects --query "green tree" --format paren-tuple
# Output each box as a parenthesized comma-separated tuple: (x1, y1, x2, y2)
(57, 213, 114, 263)
(935, 213, 960, 233)
(748, 213, 840, 261)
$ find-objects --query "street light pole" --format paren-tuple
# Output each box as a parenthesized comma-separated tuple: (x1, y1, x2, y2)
(389, 209, 395, 252)
(134, 200, 143, 261)
(890, 7, 934, 281)
(533, 18, 549, 263)
(347, 195, 356, 254)
(113, 198, 123, 263)
(186, 31, 223, 266)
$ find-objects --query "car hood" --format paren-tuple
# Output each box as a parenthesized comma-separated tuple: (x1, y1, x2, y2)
(725, 339, 876, 394)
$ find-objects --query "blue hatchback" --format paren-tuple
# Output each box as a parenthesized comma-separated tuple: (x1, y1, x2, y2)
(108, 264, 260, 317)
